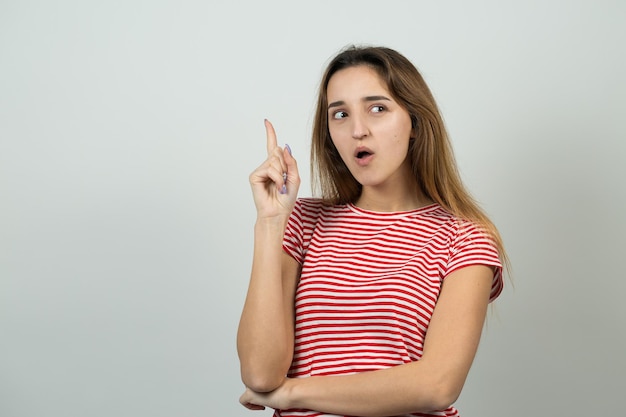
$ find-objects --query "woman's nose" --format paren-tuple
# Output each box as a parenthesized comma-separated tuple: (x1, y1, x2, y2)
(351, 115, 369, 139)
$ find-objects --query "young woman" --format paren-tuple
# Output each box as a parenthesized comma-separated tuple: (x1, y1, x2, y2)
(237, 45, 507, 417)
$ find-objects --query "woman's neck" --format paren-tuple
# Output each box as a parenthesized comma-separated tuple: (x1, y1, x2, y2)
(355, 181, 432, 213)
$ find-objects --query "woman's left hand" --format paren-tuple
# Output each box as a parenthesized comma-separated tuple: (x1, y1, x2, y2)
(239, 378, 294, 411)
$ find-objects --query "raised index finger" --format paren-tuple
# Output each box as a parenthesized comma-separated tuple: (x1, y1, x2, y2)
(264, 119, 277, 156)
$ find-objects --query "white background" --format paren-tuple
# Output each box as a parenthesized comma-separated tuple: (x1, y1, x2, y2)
(1, 1, 625, 416)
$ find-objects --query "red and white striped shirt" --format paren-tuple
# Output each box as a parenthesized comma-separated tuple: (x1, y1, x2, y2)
(279, 198, 503, 417)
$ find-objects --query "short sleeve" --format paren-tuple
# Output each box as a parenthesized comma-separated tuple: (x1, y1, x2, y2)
(282, 199, 306, 264)
(444, 221, 503, 302)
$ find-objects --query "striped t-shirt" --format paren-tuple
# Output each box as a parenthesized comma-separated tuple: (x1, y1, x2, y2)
(279, 198, 503, 417)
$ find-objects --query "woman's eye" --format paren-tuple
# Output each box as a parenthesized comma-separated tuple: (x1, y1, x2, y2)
(371, 105, 385, 113)
(332, 111, 348, 119)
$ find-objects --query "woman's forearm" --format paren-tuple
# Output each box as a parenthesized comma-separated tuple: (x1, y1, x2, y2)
(287, 359, 455, 416)
(237, 217, 296, 392)
(240, 359, 457, 416)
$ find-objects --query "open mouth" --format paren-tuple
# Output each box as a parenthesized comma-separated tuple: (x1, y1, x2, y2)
(354, 148, 374, 165)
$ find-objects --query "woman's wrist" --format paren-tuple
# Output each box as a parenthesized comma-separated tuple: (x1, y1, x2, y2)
(255, 215, 290, 232)
(283, 377, 304, 410)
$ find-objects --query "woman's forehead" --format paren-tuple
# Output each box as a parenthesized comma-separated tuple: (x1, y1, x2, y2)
(326, 66, 390, 100)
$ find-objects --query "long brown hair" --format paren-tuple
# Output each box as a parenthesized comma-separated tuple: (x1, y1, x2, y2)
(311, 45, 509, 270)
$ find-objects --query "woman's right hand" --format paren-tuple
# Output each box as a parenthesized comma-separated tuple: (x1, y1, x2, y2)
(249, 119, 300, 220)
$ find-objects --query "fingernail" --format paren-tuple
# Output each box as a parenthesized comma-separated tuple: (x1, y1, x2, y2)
(285, 144, 292, 155)
(280, 184, 287, 194)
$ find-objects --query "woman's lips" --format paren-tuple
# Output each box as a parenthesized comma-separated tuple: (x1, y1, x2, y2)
(354, 147, 374, 166)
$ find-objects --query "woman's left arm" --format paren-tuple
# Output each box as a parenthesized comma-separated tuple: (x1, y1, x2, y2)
(240, 264, 495, 416)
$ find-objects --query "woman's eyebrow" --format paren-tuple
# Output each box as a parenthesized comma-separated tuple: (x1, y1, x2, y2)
(328, 95, 392, 110)
(363, 95, 391, 103)
(328, 100, 345, 110)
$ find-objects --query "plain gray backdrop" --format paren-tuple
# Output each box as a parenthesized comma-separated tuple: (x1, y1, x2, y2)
(1, 1, 625, 416)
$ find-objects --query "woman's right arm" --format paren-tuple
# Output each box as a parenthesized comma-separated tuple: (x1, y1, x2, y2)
(237, 120, 301, 393)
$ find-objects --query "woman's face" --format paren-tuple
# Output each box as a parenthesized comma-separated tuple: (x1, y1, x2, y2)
(326, 65, 414, 191)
